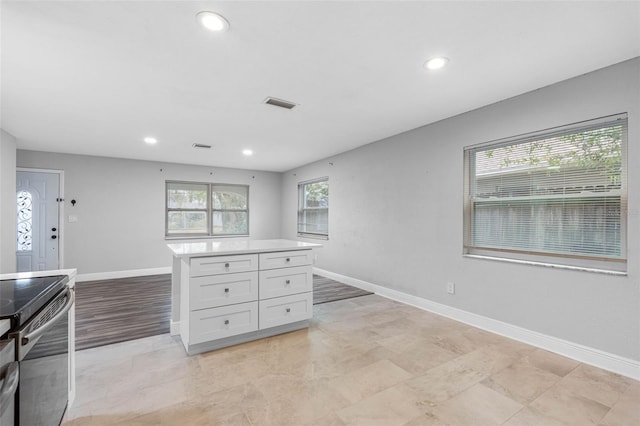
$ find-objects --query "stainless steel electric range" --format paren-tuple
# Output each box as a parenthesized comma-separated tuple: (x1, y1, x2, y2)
(0, 275, 73, 426)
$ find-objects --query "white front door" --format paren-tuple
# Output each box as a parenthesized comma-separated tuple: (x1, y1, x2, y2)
(16, 170, 61, 272)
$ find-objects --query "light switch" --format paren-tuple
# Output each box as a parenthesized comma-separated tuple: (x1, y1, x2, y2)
(446, 282, 455, 294)
(68, 215, 78, 223)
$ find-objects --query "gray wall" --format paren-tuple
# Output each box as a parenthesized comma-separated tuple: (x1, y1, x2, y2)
(281, 58, 640, 361)
(17, 151, 282, 275)
(0, 129, 17, 273)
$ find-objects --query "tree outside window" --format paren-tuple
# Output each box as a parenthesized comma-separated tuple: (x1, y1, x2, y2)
(298, 178, 328, 238)
(464, 114, 627, 272)
(166, 181, 249, 237)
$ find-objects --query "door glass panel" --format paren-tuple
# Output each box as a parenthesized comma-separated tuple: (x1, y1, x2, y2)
(17, 191, 33, 251)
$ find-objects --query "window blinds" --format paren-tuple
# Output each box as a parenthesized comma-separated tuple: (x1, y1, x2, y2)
(465, 114, 627, 271)
(298, 178, 329, 237)
(166, 181, 249, 237)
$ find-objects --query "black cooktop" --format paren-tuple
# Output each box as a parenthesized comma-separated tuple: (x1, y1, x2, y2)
(0, 275, 69, 330)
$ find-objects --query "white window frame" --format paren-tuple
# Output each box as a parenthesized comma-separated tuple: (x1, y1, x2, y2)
(463, 113, 628, 274)
(165, 181, 249, 238)
(298, 177, 329, 239)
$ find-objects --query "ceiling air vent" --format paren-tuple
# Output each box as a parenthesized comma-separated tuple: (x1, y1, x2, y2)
(192, 143, 212, 149)
(264, 97, 297, 110)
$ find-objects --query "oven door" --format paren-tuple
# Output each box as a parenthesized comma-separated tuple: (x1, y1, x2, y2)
(0, 338, 19, 426)
(11, 287, 74, 426)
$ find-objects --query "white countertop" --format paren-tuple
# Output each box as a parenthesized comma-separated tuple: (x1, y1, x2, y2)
(0, 268, 77, 336)
(0, 268, 77, 281)
(167, 238, 321, 258)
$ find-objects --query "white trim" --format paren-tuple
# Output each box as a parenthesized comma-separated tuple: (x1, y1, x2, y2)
(76, 267, 171, 282)
(59, 170, 65, 269)
(16, 167, 65, 269)
(16, 167, 64, 174)
(170, 320, 180, 336)
(463, 254, 627, 276)
(313, 267, 640, 380)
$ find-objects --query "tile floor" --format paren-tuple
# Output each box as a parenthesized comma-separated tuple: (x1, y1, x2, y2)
(63, 295, 639, 425)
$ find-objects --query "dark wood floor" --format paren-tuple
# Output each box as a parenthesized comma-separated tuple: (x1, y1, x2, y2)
(75, 274, 171, 351)
(312, 274, 372, 304)
(75, 273, 373, 350)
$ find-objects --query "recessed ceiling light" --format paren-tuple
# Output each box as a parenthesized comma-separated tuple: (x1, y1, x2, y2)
(424, 57, 449, 70)
(196, 11, 230, 32)
(242, 149, 253, 156)
(144, 137, 157, 144)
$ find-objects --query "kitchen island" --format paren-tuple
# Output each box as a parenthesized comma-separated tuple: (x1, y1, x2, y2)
(167, 239, 321, 355)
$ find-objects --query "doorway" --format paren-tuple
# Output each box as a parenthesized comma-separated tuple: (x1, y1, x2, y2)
(16, 169, 63, 272)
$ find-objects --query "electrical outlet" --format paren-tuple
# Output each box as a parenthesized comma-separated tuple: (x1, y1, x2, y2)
(446, 282, 455, 294)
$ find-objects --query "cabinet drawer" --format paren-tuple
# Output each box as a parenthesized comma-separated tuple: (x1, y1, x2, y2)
(190, 254, 258, 277)
(190, 271, 258, 310)
(259, 250, 313, 270)
(259, 266, 312, 299)
(189, 302, 258, 344)
(259, 292, 313, 329)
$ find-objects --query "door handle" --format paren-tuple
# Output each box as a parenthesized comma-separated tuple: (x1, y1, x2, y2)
(21, 287, 74, 346)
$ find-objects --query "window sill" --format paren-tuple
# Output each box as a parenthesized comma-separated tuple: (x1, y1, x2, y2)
(298, 233, 329, 241)
(463, 254, 627, 276)
(165, 235, 249, 241)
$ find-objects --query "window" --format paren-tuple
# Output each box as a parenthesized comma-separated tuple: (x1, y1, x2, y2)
(166, 181, 249, 237)
(212, 184, 250, 235)
(298, 177, 329, 238)
(464, 114, 627, 272)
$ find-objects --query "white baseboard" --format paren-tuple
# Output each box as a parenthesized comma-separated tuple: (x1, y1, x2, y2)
(313, 267, 640, 380)
(76, 267, 172, 282)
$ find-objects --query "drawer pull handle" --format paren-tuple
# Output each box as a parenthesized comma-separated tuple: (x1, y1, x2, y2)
(285, 280, 291, 285)
(224, 288, 230, 293)
(224, 263, 230, 268)
(285, 258, 290, 262)
(224, 319, 229, 325)
(286, 308, 291, 313)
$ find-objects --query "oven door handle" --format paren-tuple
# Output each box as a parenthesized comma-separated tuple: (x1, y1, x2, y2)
(21, 287, 74, 346)
(0, 361, 19, 416)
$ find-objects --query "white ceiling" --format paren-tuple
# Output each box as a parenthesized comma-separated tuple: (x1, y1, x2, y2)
(2, 1, 639, 172)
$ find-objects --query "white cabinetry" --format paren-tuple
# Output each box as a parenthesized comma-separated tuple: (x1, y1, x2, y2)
(189, 302, 259, 344)
(171, 240, 319, 355)
(259, 292, 313, 329)
(190, 254, 259, 276)
(190, 271, 259, 310)
(259, 250, 314, 270)
(259, 265, 312, 299)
